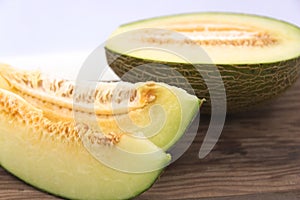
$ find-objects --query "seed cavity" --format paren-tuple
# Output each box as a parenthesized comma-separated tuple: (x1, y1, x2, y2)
(76, 123, 122, 146)
(139, 23, 277, 47)
(0, 89, 123, 145)
(0, 67, 158, 117)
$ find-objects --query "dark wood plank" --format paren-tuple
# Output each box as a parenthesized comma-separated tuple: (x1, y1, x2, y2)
(1, 78, 300, 200)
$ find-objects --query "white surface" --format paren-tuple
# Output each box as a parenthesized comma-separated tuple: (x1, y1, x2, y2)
(0, 0, 299, 79)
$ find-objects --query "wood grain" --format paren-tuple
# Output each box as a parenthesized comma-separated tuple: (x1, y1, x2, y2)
(1, 78, 300, 200)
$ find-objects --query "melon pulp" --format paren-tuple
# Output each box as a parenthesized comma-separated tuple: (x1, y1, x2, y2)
(105, 12, 300, 113)
(0, 64, 200, 199)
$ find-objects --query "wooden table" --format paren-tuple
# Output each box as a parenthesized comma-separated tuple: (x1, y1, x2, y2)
(1, 78, 300, 200)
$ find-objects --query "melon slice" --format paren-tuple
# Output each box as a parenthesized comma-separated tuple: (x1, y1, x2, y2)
(105, 12, 300, 113)
(0, 64, 200, 199)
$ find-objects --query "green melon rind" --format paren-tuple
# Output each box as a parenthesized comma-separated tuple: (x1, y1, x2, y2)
(105, 48, 300, 113)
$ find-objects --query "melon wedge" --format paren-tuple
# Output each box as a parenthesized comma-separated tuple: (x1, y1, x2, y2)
(0, 64, 200, 199)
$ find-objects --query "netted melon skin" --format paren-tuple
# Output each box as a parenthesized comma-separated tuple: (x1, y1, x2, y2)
(106, 48, 300, 114)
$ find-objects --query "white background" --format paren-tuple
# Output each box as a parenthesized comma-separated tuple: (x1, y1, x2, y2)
(0, 0, 299, 78)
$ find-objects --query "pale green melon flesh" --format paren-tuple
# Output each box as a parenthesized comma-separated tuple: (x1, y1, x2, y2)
(143, 83, 202, 149)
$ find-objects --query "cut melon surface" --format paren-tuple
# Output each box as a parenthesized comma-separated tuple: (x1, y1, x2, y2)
(0, 64, 200, 199)
(107, 12, 300, 64)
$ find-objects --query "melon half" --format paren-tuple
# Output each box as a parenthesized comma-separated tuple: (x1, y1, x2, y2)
(105, 12, 300, 113)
